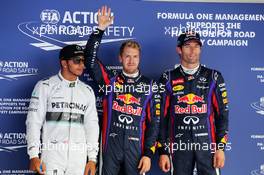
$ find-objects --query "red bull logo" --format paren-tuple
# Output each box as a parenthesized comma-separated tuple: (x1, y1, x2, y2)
(175, 104, 207, 114)
(176, 93, 207, 114)
(117, 94, 141, 105)
(178, 93, 204, 104)
(112, 101, 142, 116)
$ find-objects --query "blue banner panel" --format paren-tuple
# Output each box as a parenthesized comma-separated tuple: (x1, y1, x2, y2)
(0, 1, 263, 174)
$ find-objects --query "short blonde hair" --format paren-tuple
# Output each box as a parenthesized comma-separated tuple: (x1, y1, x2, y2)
(119, 40, 141, 55)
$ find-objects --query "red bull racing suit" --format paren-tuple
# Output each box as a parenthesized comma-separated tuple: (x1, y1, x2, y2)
(158, 65, 229, 175)
(85, 29, 160, 175)
(26, 72, 99, 175)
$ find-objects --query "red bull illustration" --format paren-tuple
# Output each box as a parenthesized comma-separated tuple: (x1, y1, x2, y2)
(113, 94, 142, 116)
(117, 94, 141, 105)
(178, 93, 204, 104)
(176, 93, 207, 114)
(112, 101, 142, 116)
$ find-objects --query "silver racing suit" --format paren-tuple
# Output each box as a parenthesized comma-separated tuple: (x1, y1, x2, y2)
(26, 72, 99, 175)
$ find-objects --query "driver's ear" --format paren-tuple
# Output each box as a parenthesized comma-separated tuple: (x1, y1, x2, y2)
(61, 60, 67, 69)
(176, 46, 182, 55)
(119, 55, 122, 63)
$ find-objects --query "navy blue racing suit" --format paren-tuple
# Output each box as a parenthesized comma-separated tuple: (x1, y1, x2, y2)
(85, 29, 160, 175)
(158, 65, 229, 175)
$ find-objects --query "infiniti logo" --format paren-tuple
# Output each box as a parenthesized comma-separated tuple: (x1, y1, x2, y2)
(109, 133, 118, 137)
(118, 114, 133, 124)
(183, 116, 199, 125)
(175, 133, 183, 138)
(199, 77, 206, 82)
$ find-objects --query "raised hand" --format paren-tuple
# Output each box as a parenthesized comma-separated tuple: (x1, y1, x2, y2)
(98, 5, 114, 31)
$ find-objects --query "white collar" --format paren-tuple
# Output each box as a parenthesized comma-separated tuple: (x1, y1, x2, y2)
(181, 65, 200, 75)
(58, 71, 79, 87)
(122, 70, 139, 78)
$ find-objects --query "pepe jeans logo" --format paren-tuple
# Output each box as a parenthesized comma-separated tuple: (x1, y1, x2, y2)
(18, 9, 135, 51)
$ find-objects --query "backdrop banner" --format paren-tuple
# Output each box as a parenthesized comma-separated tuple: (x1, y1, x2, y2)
(0, 1, 263, 174)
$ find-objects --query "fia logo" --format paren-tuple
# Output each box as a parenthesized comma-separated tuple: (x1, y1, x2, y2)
(40, 9, 60, 24)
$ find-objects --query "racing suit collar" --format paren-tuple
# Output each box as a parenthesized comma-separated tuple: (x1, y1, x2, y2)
(121, 70, 141, 83)
(58, 71, 79, 87)
(181, 64, 200, 75)
(179, 64, 202, 81)
(122, 70, 139, 78)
